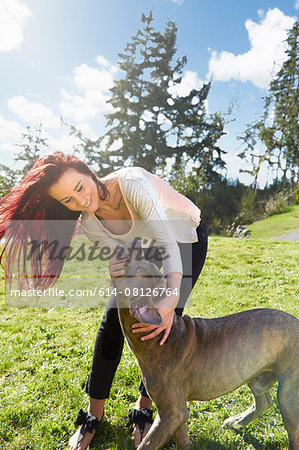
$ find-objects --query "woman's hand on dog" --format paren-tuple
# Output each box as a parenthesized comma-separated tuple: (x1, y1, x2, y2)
(132, 297, 177, 345)
(109, 246, 130, 280)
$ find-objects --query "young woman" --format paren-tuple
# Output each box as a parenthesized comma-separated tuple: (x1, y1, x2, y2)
(0, 151, 207, 449)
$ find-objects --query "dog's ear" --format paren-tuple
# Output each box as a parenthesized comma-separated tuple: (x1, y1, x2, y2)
(131, 306, 163, 325)
(123, 239, 142, 250)
(122, 239, 144, 263)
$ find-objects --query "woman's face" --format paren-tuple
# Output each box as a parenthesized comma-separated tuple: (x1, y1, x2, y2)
(48, 168, 100, 212)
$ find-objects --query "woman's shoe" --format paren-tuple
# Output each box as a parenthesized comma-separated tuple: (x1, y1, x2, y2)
(75, 408, 104, 446)
(128, 408, 153, 448)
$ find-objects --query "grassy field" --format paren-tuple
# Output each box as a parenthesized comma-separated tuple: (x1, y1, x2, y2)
(248, 204, 299, 239)
(0, 218, 298, 449)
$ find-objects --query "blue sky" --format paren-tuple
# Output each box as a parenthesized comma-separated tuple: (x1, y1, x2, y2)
(0, 0, 298, 186)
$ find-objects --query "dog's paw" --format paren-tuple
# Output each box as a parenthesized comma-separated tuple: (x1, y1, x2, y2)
(223, 415, 244, 430)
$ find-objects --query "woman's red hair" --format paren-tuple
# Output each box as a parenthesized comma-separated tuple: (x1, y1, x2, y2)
(0, 151, 108, 290)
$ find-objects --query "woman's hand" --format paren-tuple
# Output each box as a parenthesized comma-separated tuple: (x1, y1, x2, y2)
(109, 247, 130, 279)
(131, 295, 178, 346)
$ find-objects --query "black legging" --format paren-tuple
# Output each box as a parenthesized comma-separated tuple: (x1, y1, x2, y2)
(86, 221, 208, 399)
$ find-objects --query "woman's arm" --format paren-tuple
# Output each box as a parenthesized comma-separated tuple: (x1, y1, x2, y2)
(121, 176, 186, 344)
(122, 176, 184, 275)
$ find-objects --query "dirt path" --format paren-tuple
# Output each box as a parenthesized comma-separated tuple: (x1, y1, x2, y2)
(272, 230, 299, 241)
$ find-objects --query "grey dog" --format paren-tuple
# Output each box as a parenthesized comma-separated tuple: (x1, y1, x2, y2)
(113, 242, 299, 449)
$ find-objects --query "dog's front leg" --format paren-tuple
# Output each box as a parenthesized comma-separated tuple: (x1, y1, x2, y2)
(138, 407, 189, 450)
(175, 422, 192, 449)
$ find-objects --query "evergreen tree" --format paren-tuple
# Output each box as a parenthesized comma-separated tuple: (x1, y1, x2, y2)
(238, 22, 299, 186)
(166, 82, 226, 186)
(88, 11, 226, 180)
(103, 11, 183, 172)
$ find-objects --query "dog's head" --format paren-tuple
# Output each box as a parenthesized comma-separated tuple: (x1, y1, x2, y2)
(112, 240, 166, 326)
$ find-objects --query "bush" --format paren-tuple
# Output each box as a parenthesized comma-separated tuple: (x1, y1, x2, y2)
(234, 190, 259, 226)
(264, 191, 289, 216)
(171, 172, 297, 235)
(296, 183, 299, 205)
(264, 188, 296, 216)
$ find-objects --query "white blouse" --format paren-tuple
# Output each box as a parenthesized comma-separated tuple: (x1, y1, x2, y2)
(80, 167, 201, 275)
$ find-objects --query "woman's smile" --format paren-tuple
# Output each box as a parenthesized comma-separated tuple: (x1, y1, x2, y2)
(48, 168, 101, 212)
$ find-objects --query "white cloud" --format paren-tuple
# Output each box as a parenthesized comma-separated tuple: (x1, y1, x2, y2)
(94, 55, 118, 73)
(208, 8, 296, 89)
(295, 0, 299, 10)
(60, 89, 113, 122)
(47, 133, 82, 154)
(0, 114, 23, 140)
(168, 71, 204, 97)
(75, 122, 99, 140)
(0, 114, 24, 159)
(8, 96, 60, 129)
(0, 0, 31, 52)
(73, 63, 115, 92)
(59, 55, 118, 122)
(171, 0, 184, 4)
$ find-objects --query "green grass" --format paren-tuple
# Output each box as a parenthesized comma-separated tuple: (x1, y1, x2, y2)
(248, 204, 299, 239)
(0, 236, 298, 449)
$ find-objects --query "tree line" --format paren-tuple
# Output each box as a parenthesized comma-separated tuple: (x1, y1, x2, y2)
(1, 12, 298, 234)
